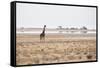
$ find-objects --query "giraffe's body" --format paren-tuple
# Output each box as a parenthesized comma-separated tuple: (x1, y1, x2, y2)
(40, 25, 46, 41)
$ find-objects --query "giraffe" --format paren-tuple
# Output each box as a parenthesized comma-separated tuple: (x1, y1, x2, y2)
(40, 25, 46, 41)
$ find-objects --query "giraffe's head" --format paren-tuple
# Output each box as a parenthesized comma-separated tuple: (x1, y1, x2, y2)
(44, 25, 46, 27)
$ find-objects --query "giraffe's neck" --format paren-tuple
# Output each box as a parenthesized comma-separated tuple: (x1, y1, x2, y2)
(42, 27, 45, 34)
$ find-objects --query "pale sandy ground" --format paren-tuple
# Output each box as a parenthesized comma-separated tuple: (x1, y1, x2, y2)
(16, 33, 96, 65)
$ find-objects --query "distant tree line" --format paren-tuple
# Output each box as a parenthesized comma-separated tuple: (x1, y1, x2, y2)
(57, 26, 87, 30)
(57, 26, 88, 33)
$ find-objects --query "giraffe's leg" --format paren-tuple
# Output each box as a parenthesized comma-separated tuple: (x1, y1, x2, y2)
(43, 36, 45, 42)
(40, 35, 42, 42)
(40, 36, 43, 42)
(40, 36, 42, 40)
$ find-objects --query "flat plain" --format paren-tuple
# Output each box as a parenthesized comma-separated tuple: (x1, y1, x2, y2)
(16, 33, 96, 65)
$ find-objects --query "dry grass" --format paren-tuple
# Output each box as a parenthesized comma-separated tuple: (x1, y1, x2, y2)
(16, 34, 96, 65)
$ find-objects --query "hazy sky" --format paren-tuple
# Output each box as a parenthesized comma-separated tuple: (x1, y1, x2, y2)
(16, 3, 96, 29)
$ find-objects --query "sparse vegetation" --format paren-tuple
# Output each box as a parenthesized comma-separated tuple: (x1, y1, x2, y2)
(16, 34, 96, 65)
